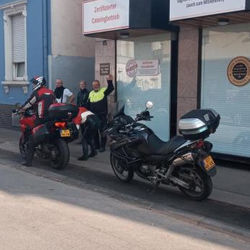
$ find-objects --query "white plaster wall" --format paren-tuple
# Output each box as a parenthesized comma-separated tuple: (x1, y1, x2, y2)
(51, 0, 95, 57)
(95, 39, 115, 82)
(95, 39, 116, 116)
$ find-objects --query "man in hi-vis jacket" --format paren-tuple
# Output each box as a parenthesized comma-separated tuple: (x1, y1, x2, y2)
(88, 74, 114, 152)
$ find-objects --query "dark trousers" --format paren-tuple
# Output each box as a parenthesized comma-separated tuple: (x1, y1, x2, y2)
(94, 114, 107, 150)
(81, 116, 99, 158)
(23, 129, 35, 165)
(23, 117, 46, 165)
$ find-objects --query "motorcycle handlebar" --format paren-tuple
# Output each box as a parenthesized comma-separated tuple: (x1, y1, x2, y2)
(12, 109, 22, 115)
(106, 109, 154, 136)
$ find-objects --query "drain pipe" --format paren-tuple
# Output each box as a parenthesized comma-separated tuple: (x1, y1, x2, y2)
(42, 0, 49, 84)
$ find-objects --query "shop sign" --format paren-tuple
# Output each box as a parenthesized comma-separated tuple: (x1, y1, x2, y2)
(126, 59, 159, 78)
(227, 57, 250, 87)
(83, 0, 129, 34)
(170, 0, 246, 21)
(100, 63, 110, 75)
(126, 59, 138, 78)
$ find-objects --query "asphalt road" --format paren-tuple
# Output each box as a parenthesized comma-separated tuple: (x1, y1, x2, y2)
(0, 154, 249, 250)
(0, 148, 249, 248)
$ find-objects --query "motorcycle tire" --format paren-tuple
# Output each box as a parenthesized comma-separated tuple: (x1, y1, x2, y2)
(110, 153, 134, 183)
(178, 167, 213, 201)
(50, 139, 70, 170)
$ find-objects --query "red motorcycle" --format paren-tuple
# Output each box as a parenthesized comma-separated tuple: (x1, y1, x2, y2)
(14, 104, 79, 169)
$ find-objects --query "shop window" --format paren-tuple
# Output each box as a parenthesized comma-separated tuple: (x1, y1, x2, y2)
(117, 34, 171, 141)
(201, 23, 250, 157)
(14, 62, 25, 79)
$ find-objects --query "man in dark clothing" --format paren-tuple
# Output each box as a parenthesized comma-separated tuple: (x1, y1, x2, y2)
(54, 79, 75, 104)
(20, 76, 55, 166)
(73, 107, 101, 161)
(88, 74, 114, 152)
(77, 81, 89, 108)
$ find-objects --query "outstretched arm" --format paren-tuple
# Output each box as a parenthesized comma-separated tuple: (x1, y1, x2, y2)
(20, 93, 37, 112)
(104, 74, 114, 96)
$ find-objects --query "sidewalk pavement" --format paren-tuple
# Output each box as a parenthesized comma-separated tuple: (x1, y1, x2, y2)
(0, 127, 249, 209)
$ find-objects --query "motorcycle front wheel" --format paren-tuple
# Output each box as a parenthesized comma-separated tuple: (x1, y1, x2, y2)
(50, 139, 70, 170)
(178, 167, 213, 201)
(110, 153, 134, 183)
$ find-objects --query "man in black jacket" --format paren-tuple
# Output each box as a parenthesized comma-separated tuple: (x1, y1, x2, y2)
(88, 74, 114, 152)
(77, 81, 89, 108)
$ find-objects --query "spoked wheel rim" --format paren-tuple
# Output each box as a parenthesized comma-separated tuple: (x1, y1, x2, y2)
(178, 168, 205, 198)
(111, 154, 131, 181)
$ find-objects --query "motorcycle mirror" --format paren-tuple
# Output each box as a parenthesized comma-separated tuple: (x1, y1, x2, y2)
(146, 101, 154, 110)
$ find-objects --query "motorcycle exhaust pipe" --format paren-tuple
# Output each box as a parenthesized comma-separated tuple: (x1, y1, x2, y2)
(172, 152, 194, 167)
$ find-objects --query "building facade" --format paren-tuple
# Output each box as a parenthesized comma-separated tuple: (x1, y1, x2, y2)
(49, 0, 95, 94)
(83, 0, 178, 141)
(83, 0, 250, 163)
(170, 0, 250, 162)
(0, 0, 95, 125)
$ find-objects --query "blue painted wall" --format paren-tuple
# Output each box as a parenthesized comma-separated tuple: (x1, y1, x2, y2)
(0, 0, 51, 105)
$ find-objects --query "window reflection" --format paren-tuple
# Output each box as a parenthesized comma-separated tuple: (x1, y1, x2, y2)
(117, 34, 171, 141)
(201, 23, 250, 157)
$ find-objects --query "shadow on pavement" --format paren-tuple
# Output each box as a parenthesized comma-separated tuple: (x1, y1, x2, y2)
(0, 148, 249, 248)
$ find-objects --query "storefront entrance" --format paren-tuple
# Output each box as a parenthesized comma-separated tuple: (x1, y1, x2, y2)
(201, 23, 250, 157)
(116, 34, 172, 141)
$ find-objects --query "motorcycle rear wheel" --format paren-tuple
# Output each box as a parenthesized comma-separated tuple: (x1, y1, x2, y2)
(110, 153, 134, 183)
(50, 139, 70, 170)
(178, 167, 213, 201)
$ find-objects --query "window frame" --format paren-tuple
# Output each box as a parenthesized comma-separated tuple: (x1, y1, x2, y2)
(13, 62, 25, 81)
(1, 2, 29, 93)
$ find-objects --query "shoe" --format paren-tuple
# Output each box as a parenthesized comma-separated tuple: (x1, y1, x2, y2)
(99, 147, 105, 153)
(89, 151, 97, 158)
(78, 155, 88, 161)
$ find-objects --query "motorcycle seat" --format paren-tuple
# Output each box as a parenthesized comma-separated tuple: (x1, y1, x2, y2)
(148, 135, 187, 155)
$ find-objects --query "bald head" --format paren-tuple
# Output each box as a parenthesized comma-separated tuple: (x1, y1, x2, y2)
(79, 81, 87, 90)
(92, 80, 101, 92)
(56, 79, 63, 88)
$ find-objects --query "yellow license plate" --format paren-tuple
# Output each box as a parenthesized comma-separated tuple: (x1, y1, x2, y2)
(203, 156, 215, 171)
(60, 129, 71, 137)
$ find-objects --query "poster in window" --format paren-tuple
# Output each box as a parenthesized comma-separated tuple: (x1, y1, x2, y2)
(227, 56, 250, 87)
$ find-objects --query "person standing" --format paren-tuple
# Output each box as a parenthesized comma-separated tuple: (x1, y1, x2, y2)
(73, 107, 101, 161)
(88, 74, 114, 152)
(54, 79, 75, 104)
(77, 81, 89, 108)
